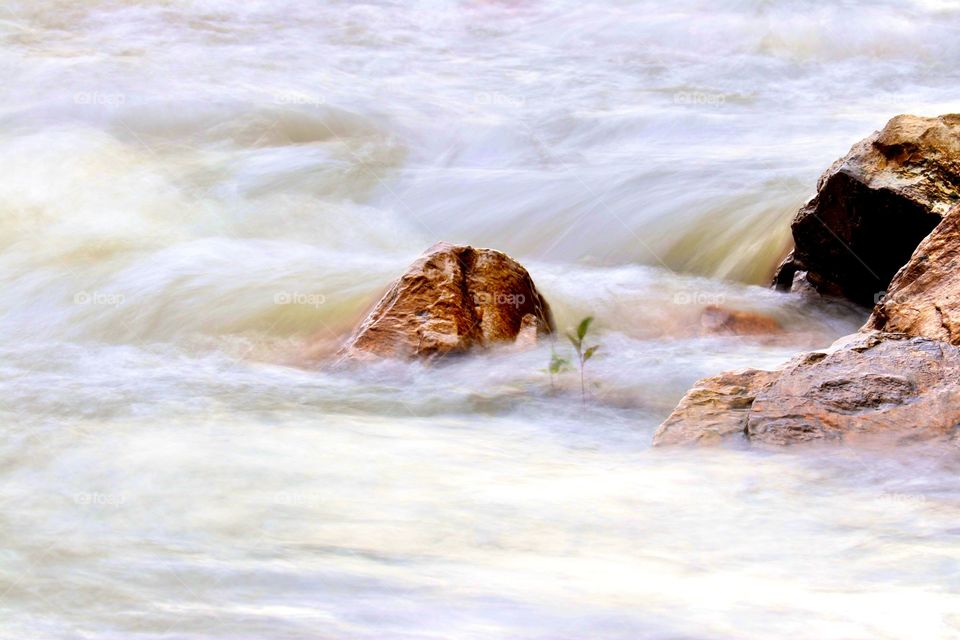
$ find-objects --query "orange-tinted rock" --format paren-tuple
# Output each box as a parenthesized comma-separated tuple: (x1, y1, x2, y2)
(338, 242, 554, 361)
(654, 332, 960, 447)
(774, 114, 960, 306)
(866, 204, 960, 345)
(699, 305, 782, 336)
(653, 368, 781, 445)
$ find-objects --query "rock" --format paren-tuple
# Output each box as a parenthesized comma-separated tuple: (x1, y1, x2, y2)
(338, 242, 554, 360)
(512, 313, 541, 351)
(661, 115, 960, 448)
(774, 114, 960, 306)
(653, 368, 781, 446)
(787, 269, 821, 299)
(654, 332, 960, 447)
(865, 204, 960, 345)
(699, 305, 782, 336)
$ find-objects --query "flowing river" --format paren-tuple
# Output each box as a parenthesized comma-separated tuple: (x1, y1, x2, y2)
(1, 1, 959, 638)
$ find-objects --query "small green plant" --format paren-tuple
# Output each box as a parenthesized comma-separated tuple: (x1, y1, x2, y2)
(546, 345, 570, 391)
(566, 316, 599, 403)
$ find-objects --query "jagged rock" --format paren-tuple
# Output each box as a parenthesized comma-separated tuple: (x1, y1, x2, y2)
(654, 332, 960, 447)
(661, 116, 960, 448)
(699, 305, 782, 336)
(866, 204, 960, 345)
(338, 242, 554, 361)
(774, 114, 960, 306)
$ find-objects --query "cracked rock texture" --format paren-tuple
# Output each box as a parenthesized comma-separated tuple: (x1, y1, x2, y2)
(338, 242, 554, 361)
(654, 332, 960, 446)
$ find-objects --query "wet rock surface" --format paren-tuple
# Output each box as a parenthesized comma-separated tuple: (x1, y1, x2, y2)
(338, 242, 554, 361)
(653, 368, 781, 446)
(658, 115, 960, 448)
(774, 114, 960, 306)
(655, 332, 960, 447)
(699, 305, 782, 336)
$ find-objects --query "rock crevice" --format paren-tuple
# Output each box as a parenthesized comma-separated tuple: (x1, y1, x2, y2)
(774, 114, 960, 306)
(658, 114, 960, 448)
(338, 242, 554, 361)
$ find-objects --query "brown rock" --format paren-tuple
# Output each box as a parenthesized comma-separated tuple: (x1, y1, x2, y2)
(866, 204, 960, 345)
(662, 116, 960, 449)
(653, 368, 781, 446)
(338, 242, 554, 361)
(699, 305, 782, 336)
(654, 332, 960, 447)
(774, 114, 960, 306)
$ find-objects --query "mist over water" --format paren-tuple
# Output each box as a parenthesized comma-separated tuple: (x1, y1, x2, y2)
(2, 1, 960, 638)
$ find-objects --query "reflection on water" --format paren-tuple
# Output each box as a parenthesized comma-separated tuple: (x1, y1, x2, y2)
(1, 0, 960, 637)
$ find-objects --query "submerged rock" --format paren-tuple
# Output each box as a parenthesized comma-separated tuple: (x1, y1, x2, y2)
(699, 305, 781, 336)
(774, 114, 960, 306)
(338, 242, 554, 361)
(654, 332, 960, 447)
(866, 204, 960, 345)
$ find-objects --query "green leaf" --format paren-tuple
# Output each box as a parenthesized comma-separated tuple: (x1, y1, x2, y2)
(565, 332, 580, 349)
(548, 353, 568, 374)
(577, 316, 593, 341)
(583, 345, 599, 362)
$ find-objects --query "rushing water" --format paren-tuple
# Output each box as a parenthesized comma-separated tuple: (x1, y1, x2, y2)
(2, 1, 960, 638)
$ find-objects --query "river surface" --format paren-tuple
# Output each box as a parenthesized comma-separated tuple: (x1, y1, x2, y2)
(2, 1, 960, 638)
